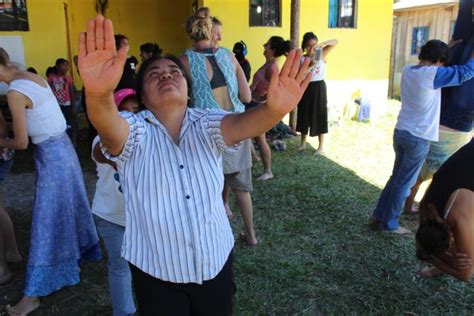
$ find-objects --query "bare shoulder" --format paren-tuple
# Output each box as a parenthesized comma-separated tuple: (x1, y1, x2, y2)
(20, 72, 48, 88)
(448, 189, 474, 227)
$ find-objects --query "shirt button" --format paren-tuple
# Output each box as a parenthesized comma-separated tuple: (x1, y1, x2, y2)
(180, 165, 184, 169)
(186, 195, 190, 199)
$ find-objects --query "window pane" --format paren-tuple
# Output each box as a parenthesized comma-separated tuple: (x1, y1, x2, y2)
(249, 0, 263, 26)
(249, 0, 280, 27)
(262, 0, 280, 26)
(338, 0, 355, 28)
(411, 26, 429, 55)
(328, 0, 339, 28)
(329, 0, 356, 28)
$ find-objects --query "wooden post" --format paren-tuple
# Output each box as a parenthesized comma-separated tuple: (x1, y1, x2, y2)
(289, 0, 300, 132)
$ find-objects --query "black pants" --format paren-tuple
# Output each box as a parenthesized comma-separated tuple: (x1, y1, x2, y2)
(130, 252, 235, 316)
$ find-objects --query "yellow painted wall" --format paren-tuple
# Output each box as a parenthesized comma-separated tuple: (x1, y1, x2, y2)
(204, 0, 393, 113)
(0, 0, 71, 78)
(0, 0, 194, 86)
(69, 0, 194, 87)
(0, 0, 392, 109)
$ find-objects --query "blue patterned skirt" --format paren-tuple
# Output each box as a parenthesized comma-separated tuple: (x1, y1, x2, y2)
(25, 133, 101, 297)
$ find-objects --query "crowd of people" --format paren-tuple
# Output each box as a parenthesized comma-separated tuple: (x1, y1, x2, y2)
(0, 4, 472, 315)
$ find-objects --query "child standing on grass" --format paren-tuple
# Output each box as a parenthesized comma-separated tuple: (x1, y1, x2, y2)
(91, 88, 140, 316)
(370, 40, 474, 235)
(48, 58, 77, 146)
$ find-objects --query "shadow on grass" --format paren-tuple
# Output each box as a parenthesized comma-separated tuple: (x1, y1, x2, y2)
(1, 129, 472, 315)
(231, 139, 473, 315)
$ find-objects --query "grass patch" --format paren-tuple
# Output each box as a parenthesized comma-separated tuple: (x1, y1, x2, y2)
(1, 101, 472, 315)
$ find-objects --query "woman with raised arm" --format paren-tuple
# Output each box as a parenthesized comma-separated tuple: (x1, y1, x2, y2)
(296, 32, 337, 155)
(79, 15, 310, 314)
(0, 48, 100, 316)
(248, 35, 292, 181)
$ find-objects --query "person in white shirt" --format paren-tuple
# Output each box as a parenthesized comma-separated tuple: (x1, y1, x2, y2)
(370, 40, 474, 235)
(91, 88, 140, 316)
(0, 47, 100, 316)
(78, 15, 311, 314)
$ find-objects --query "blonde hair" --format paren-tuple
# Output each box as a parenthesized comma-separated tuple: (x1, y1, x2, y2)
(185, 7, 212, 42)
(0, 48, 11, 67)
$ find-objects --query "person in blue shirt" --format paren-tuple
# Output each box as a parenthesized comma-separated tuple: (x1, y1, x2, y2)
(370, 40, 474, 235)
(405, 0, 474, 214)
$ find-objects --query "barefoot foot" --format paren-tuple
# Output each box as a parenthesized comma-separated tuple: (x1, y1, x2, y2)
(6, 296, 40, 316)
(256, 171, 273, 181)
(404, 204, 419, 215)
(297, 144, 306, 152)
(383, 226, 411, 235)
(224, 203, 234, 221)
(313, 148, 324, 155)
(239, 232, 257, 246)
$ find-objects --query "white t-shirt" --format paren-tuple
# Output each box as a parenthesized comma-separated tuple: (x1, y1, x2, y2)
(396, 65, 441, 142)
(8, 79, 66, 144)
(91, 136, 126, 226)
(302, 56, 326, 81)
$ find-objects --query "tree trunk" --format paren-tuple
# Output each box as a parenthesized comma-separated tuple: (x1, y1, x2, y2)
(289, 0, 300, 131)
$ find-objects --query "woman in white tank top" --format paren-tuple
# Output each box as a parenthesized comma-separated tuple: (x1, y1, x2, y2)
(0, 47, 101, 315)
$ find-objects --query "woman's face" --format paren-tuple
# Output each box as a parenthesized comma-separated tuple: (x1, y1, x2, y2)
(211, 25, 223, 47)
(305, 39, 318, 55)
(142, 59, 188, 109)
(58, 62, 69, 74)
(263, 40, 274, 59)
(119, 97, 140, 113)
(120, 38, 129, 49)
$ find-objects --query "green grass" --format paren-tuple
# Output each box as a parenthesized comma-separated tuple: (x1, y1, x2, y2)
(1, 101, 473, 315)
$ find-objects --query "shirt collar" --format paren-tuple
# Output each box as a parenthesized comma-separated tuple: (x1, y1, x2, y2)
(141, 107, 208, 140)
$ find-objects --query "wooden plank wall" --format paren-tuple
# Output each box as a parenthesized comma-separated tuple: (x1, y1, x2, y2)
(390, 4, 459, 96)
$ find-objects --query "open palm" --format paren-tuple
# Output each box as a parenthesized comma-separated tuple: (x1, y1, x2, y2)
(266, 49, 312, 116)
(78, 15, 128, 94)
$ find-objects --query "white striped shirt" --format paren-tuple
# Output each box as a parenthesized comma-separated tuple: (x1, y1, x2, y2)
(103, 108, 235, 284)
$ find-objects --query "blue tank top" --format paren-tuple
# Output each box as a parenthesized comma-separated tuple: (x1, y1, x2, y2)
(185, 48, 245, 113)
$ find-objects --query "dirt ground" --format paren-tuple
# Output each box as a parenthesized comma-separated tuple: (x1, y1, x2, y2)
(0, 168, 118, 315)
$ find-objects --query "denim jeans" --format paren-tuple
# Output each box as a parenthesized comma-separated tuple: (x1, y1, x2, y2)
(371, 129, 430, 230)
(95, 216, 136, 316)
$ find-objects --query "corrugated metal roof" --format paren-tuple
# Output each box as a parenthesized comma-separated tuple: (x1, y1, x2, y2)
(394, 0, 458, 11)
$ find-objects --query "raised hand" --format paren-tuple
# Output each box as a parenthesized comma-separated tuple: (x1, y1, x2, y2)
(266, 49, 312, 116)
(78, 15, 128, 94)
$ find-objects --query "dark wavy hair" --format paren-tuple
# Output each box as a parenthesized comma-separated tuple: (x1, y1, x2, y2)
(301, 32, 318, 50)
(416, 219, 450, 260)
(135, 54, 193, 107)
(140, 43, 163, 57)
(419, 39, 450, 64)
(114, 34, 128, 50)
(55, 58, 68, 67)
(268, 36, 292, 57)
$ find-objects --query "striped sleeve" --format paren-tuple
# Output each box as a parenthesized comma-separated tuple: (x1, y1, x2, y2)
(202, 110, 242, 153)
(202, 110, 228, 152)
(101, 111, 146, 163)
